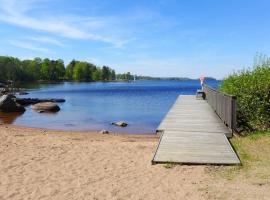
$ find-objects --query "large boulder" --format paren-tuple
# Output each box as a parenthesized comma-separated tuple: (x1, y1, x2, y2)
(111, 121, 128, 127)
(0, 88, 8, 95)
(0, 94, 25, 112)
(32, 102, 60, 112)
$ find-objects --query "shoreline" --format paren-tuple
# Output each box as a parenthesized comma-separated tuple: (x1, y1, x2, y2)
(0, 123, 158, 139)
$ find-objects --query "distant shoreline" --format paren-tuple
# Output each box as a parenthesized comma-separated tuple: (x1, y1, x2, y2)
(1, 77, 220, 86)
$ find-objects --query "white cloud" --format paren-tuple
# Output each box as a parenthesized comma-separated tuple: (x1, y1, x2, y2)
(24, 36, 65, 46)
(9, 40, 51, 53)
(0, 0, 126, 47)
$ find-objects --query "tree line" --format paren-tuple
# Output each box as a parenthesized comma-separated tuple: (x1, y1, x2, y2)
(0, 56, 125, 83)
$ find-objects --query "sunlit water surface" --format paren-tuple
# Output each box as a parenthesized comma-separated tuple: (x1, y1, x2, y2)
(0, 80, 219, 134)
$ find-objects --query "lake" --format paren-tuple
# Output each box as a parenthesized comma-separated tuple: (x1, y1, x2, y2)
(0, 80, 220, 134)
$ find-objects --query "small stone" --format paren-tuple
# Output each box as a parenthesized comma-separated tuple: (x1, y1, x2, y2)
(112, 121, 128, 127)
(100, 130, 109, 134)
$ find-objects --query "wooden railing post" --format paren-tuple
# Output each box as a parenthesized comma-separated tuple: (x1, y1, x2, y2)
(231, 96, 237, 131)
(202, 84, 237, 137)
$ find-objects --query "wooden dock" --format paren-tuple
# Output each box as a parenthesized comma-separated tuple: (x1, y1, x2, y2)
(152, 95, 240, 165)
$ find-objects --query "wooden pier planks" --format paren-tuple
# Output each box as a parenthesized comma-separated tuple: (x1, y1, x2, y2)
(153, 95, 240, 165)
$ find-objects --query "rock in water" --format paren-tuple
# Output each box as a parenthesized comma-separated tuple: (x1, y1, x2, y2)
(16, 98, 65, 106)
(112, 121, 128, 127)
(32, 102, 60, 112)
(100, 130, 109, 134)
(0, 94, 25, 112)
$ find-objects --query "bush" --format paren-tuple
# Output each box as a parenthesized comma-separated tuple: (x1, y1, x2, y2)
(220, 56, 270, 131)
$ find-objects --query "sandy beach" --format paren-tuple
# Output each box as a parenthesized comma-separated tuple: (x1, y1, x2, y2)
(0, 124, 269, 200)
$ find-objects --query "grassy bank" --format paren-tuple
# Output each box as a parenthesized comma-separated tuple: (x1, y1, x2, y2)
(211, 131, 270, 183)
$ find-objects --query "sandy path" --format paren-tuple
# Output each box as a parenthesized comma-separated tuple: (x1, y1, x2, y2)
(0, 125, 207, 200)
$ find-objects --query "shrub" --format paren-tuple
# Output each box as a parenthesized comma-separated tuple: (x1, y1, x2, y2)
(220, 56, 270, 131)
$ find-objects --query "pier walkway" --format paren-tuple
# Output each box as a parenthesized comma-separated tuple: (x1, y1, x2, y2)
(152, 95, 240, 165)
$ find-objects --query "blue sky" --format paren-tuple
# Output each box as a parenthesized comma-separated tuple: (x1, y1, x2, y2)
(0, 0, 269, 79)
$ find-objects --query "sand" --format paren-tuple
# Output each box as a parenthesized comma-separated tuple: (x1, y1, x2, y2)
(0, 124, 269, 200)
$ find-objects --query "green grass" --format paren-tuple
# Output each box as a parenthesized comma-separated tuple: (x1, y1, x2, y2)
(211, 131, 270, 181)
(163, 162, 178, 169)
(246, 131, 270, 141)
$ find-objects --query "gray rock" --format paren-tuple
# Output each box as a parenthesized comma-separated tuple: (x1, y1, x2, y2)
(0, 88, 8, 94)
(100, 130, 109, 134)
(32, 102, 60, 112)
(0, 94, 25, 112)
(112, 121, 128, 127)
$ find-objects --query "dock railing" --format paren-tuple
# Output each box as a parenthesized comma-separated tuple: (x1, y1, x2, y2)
(202, 84, 237, 137)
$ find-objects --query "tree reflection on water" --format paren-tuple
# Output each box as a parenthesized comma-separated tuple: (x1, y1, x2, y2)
(0, 112, 24, 124)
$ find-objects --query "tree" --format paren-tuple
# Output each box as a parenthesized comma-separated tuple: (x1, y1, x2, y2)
(65, 59, 76, 80)
(125, 72, 133, 80)
(116, 72, 134, 81)
(40, 58, 50, 80)
(55, 59, 65, 80)
(111, 70, 116, 80)
(5, 57, 22, 82)
(0, 56, 9, 82)
(88, 63, 96, 81)
(21, 58, 42, 81)
(0, 55, 124, 83)
(72, 62, 84, 81)
(101, 66, 110, 81)
(92, 68, 102, 81)
(72, 61, 91, 81)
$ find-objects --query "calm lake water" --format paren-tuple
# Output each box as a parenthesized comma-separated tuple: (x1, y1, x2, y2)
(1, 80, 220, 134)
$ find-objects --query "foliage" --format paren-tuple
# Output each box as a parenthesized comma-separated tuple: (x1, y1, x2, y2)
(0, 55, 118, 83)
(40, 59, 65, 81)
(220, 55, 270, 131)
(65, 59, 76, 80)
(116, 72, 134, 81)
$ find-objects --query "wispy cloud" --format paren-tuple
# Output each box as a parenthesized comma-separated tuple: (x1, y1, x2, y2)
(0, 0, 182, 50)
(9, 40, 51, 53)
(0, 0, 126, 48)
(24, 36, 65, 46)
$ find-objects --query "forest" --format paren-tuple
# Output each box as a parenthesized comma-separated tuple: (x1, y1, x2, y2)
(0, 55, 134, 83)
